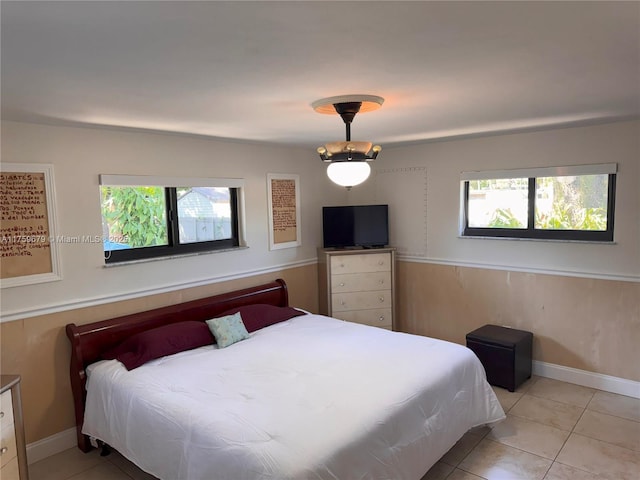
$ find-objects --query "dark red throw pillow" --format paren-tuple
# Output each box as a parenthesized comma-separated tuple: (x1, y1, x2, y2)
(219, 304, 305, 333)
(102, 321, 215, 370)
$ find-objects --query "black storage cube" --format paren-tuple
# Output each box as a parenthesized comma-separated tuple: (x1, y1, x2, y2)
(466, 324, 533, 392)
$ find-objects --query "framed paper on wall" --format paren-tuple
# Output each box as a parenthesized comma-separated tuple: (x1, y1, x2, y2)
(267, 173, 301, 250)
(0, 163, 62, 288)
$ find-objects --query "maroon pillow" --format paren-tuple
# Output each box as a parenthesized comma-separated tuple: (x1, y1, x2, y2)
(102, 321, 214, 370)
(219, 304, 305, 333)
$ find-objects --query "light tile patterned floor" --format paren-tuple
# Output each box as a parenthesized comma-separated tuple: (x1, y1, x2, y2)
(28, 377, 640, 480)
(422, 377, 640, 480)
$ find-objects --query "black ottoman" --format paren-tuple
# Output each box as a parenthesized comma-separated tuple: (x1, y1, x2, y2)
(466, 324, 533, 392)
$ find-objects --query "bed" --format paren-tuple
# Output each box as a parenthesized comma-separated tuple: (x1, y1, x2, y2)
(66, 279, 504, 480)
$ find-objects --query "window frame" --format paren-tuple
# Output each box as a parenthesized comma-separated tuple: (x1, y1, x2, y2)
(100, 175, 244, 264)
(460, 164, 617, 242)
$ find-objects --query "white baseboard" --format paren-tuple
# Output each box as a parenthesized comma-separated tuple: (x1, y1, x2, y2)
(26, 427, 77, 465)
(533, 360, 640, 399)
(25, 363, 640, 464)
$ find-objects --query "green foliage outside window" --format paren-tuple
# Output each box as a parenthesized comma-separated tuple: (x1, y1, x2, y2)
(465, 166, 614, 241)
(535, 175, 607, 231)
(488, 204, 607, 230)
(101, 186, 168, 248)
(488, 209, 525, 228)
(534, 204, 607, 230)
(482, 175, 608, 231)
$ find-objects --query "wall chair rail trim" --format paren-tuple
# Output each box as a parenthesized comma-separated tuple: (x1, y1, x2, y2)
(399, 256, 640, 283)
(0, 258, 316, 323)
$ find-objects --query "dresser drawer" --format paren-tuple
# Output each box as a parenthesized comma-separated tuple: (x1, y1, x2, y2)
(337, 308, 392, 329)
(330, 252, 390, 274)
(1, 376, 27, 480)
(332, 290, 392, 312)
(331, 271, 391, 293)
(0, 391, 13, 431)
(1, 423, 17, 468)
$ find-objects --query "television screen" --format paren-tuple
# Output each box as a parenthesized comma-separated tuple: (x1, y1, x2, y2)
(323, 205, 389, 248)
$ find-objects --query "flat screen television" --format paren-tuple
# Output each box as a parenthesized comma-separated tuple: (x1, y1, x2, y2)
(322, 204, 389, 248)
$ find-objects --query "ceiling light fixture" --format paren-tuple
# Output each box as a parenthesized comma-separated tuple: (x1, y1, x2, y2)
(312, 94, 384, 189)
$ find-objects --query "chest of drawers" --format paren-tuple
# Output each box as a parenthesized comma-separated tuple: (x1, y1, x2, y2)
(1, 375, 28, 480)
(318, 248, 396, 330)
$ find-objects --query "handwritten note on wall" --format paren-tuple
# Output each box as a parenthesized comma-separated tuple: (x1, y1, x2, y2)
(270, 178, 298, 244)
(0, 171, 53, 279)
(267, 174, 301, 250)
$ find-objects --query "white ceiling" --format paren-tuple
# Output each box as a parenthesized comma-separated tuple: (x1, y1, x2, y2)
(2, 1, 639, 149)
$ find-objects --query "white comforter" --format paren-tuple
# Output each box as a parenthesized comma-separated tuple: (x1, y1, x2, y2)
(83, 314, 504, 480)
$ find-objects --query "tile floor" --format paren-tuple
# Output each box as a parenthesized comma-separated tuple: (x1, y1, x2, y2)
(28, 377, 640, 480)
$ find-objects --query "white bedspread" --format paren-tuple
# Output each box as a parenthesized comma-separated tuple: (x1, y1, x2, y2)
(83, 314, 504, 480)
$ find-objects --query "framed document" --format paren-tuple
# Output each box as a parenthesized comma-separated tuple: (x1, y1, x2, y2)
(267, 173, 301, 250)
(0, 163, 62, 288)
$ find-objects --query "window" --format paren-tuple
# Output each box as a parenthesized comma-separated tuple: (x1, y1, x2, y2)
(461, 164, 616, 241)
(100, 175, 244, 263)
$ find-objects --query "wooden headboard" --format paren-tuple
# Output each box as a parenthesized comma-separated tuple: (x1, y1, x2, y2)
(65, 278, 289, 452)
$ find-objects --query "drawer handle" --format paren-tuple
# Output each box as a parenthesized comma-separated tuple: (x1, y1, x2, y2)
(379, 296, 385, 302)
(378, 280, 384, 285)
(340, 300, 346, 306)
(339, 282, 345, 287)
(0, 411, 3, 418)
(378, 261, 384, 265)
(379, 316, 385, 322)
(0, 446, 8, 455)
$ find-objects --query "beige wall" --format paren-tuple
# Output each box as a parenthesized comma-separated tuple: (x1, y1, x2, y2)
(0, 264, 318, 444)
(397, 261, 640, 382)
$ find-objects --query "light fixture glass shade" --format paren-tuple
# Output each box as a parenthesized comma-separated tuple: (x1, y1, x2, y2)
(326, 162, 371, 188)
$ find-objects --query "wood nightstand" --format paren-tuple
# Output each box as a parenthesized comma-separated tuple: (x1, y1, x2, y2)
(1, 375, 29, 480)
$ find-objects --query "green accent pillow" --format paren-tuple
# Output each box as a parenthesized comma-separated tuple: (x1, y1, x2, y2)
(206, 312, 250, 348)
